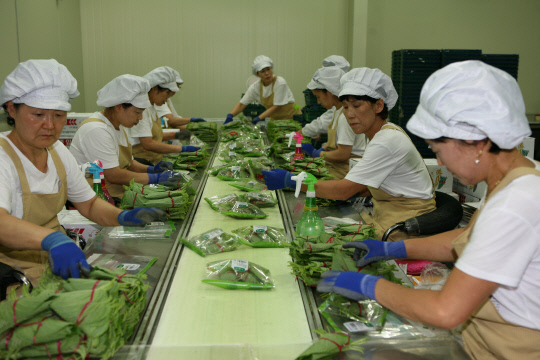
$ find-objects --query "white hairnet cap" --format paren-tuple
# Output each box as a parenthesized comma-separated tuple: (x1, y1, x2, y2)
(97, 74, 151, 109)
(407, 61, 531, 149)
(307, 66, 345, 97)
(252, 55, 273, 75)
(173, 69, 184, 85)
(0, 59, 79, 111)
(339, 68, 398, 110)
(322, 55, 350, 72)
(143, 66, 179, 92)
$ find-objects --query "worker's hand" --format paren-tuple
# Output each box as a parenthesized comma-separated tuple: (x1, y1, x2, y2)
(41, 231, 90, 280)
(302, 143, 325, 157)
(117, 207, 167, 226)
(317, 271, 382, 301)
(175, 130, 193, 141)
(190, 118, 206, 122)
(343, 239, 407, 268)
(261, 168, 296, 190)
(181, 146, 200, 153)
(251, 116, 261, 125)
(146, 161, 174, 173)
(224, 113, 234, 124)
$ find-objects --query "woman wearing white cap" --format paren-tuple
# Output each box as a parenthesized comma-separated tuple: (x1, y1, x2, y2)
(299, 55, 351, 144)
(128, 66, 200, 165)
(300, 66, 366, 179)
(0, 60, 166, 283)
(154, 68, 206, 129)
(70, 74, 182, 200)
(318, 61, 540, 359)
(263, 67, 435, 241)
(224, 55, 301, 125)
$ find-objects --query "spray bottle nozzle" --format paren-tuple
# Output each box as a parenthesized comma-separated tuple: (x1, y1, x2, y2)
(287, 132, 304, 147)
(291, 171, 318, 198)
(88, 162, 103, 180)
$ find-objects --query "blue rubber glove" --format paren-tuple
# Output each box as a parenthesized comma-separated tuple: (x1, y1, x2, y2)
(317, 270, 383, 301)
(224, 114, 234, 124)
(251, 116, 261, 125)
(41, 231, 89, 280)
(117, 207, 167, 226)
(343, 239, 407, 268)
(146, 161, 174, 173)
(261, 168, 296, 190)
(190, 118, 206, 122)
(181, 146, 200, 153)
(302, 143, 325, 158)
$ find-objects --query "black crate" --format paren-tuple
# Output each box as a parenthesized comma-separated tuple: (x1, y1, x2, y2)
(303, 89, 318, 107)
(243, 103, 266, 117)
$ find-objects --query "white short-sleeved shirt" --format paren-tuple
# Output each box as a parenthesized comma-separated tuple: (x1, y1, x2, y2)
(333, 110, 366, 157)
(240, 76, 295, 106)
(155, 98, 180, 119)
(302, 108, 334, 138)
(345, 126, 433, 199)
(69, 112, 131, 169)
(127, 106, 159, 146)
(0, 133, 95, 218)
(456, 161, 540, 330)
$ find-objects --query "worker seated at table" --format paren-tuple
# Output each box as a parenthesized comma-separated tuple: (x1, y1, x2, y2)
(154, 69, 206, 130)
(127, 66, 199, 165)
(70, 75, 185, 200)
(300, 66, 366, 180)
(318, 60, 540, 360)
(224, 55, 302, 125)
(0, 60, 166, 285)
(262, 68, 435, 242)
(298, 55, 351, 143)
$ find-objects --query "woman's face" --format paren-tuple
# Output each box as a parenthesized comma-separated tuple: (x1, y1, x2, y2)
(257, 67, 273, 85)
(148, 87, 171, 106)
(6, 102, 66, 149)
(342, 98, 383, 135)
(312, 89, 333, 110)
(426, 138, 482, 186)
(117, 105, 144, 128)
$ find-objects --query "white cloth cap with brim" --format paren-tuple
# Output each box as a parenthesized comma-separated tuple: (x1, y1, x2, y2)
(172, 69, 184, 86)
(97, 74, 151, 109)
(307, 66, 345, 97)
(322, 55, 350, 72)
(252, 55, 273, 75)
(143, 66, 179, 92)
(339, 68, 398, 110)
(406, 61, 530, 149)
(0, 59, 79, 111)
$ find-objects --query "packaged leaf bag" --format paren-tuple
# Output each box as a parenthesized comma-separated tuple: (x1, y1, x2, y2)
(202, 259, 274, 289)
(241, 191, 277, 208)
(228, 179, 268, 192)
(180, 229, 239, 257)
(220, 201, 268, 219)
(232, 225, 289, 247)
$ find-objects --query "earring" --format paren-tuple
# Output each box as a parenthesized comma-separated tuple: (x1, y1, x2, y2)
(475, 159, 480, 164)
(475, 150, 483, 165)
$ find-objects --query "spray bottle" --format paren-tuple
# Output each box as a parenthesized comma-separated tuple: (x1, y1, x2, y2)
(287, 132, 304, 162)
(88, 163, 107, 202)
(292, 172, 325, 237)
(92, 160, 115, 205)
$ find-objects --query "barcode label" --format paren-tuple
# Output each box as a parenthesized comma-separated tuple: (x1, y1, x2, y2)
(343, 321, 373, 332)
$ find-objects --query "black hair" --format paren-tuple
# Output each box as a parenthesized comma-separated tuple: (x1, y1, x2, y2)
(338, 94, 389, 120)
(104, 103, 135, 116)
(431, 137, 501, 154)
(1, 103, 20, 127)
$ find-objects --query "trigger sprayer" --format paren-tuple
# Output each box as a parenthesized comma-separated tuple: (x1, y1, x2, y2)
(291, 172, 325, 237)
(92, 160, 115, 205)
(287, 132, 304, 162)
(88, 163, 106, 201)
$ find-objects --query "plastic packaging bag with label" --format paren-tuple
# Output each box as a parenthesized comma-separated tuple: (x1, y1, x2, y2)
(232, 225, 289, 247)
(180, 228, 240, 257)
(202, 259, 274, 289)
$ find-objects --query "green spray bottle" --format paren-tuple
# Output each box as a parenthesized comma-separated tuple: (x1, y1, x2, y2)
(88, 163, 107, 201)
(292, 172, 325, 237)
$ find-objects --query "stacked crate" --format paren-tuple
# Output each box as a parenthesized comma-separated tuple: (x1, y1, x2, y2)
(301, 89, 327, 125)
(481, 54, 519, 79)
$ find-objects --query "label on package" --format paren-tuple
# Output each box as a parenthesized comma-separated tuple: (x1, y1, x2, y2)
(232, 259, 248, 272)
(231, 166, 241, 173)
(203, 229, 224, 240)
(253, 225, 267, 233)
(115, 263, 140, 271)
(229, 143, 237, 150)
(235, 201, 248, 208)
(343, 321, 374, 332)
(229, 152, 237, 157)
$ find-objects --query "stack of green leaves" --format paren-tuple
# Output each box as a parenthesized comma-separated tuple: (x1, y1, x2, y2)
(180, 228, 240, 257)
(279, 157, 333, 180)
(164, 148, 210, 170)
(0, 266, 148, 360)
(266, 120, 302, 143)
(228, 179, 268, 192)
(202, 259, 275, 289)
(220, 130, 245, 142)
(294, 329, 367, 360)
(186, 122, 218, 142)
(232, 225, 289, 248)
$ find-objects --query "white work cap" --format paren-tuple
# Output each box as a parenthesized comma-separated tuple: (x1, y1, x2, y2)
(322, 55, 350, 72)
(173, 68, 184, 85)
(339, 68, 398, 110)
(143, 66, 179, 92)
(97, 74, 151, 109)
(407, 60, 531, 149)
(0, 59, 79, 111)
(307, 66, 345, 97)
(252, 55, 273, 75)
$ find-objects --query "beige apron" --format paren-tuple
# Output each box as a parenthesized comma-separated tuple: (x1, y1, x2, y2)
(0, 138, 67, 286)
(80, 118, 133, 198)
(324, 107, 360, 180)
(361, 123, 435, 242)
(453, 167, 540, 360)
(260, 76, 302, 120)
(132, 110, 164, 164)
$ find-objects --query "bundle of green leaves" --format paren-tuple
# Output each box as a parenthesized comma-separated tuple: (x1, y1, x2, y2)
(294, 329, 367, 360)
(279, 157, 333, 180)
(266, 120, 302, 143)
(185, 122, 218, 141)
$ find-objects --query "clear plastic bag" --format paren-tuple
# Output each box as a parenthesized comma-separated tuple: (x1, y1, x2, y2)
(202, 259, 274, 289)
(204, 193, 240, 211)
(218, 150, 244, 163)
(220, 201, 268, 219)
(318, 294, 386, 333)
(180, 228, 240, 257)
(241, 191, 277, 208)
(216, 165, 251, 181)
(105, 221, 176, 239)
(415, 262, 450, 291)
(228, 179, 268, 192)
(232, 225, 289, 247)
(87, 253, 157, 275)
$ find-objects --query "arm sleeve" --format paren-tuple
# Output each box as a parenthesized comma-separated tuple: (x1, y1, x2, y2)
(127, 109, 153, 138)
(0, 155, 15, 213)
(75, 126, 120, 169)
(54, 142, 96, 204)
(240, 82, 260, 105)
(155, 103, 172, 118)
(302, 109, 333, 138)
(272, 78, 292, 106)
